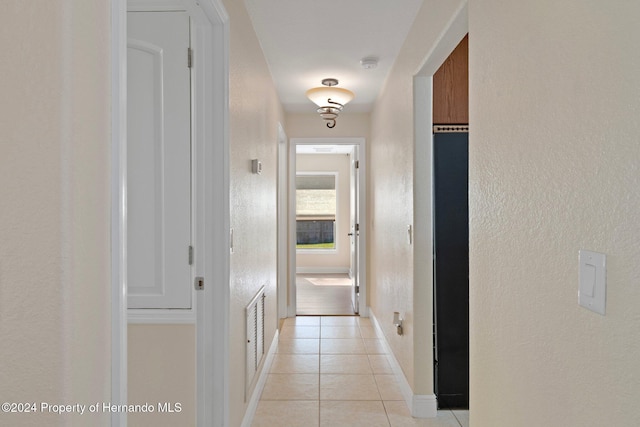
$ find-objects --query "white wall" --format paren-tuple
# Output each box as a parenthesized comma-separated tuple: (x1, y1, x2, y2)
(296, 154, 351, 272)
(0, 1, 111, 425)
(223, 0, 285, 425)
(469, 1, 640, 425)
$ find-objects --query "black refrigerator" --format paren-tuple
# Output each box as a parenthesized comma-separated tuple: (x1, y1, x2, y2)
(433, 128, 469, 409)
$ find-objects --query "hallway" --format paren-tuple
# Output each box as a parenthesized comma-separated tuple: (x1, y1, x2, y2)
(251, 316, 469, 426)
(296, 274, 355, 315)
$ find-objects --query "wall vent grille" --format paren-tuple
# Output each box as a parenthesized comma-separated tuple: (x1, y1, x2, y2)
(246, 286, 266, 396)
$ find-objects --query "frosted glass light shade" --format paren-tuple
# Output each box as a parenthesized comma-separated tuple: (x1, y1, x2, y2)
(305, 86, 355, 107)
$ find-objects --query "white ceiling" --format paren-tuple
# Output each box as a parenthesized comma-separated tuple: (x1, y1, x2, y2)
(244, 0, 425, 113)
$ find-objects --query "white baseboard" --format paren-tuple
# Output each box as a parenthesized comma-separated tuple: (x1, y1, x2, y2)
(296, 267, 350, 274)
(412, 394, 438, 418)
(369, 312, 438, 418)
(241, 330, 279, 427)
(127, 308, 196, 324)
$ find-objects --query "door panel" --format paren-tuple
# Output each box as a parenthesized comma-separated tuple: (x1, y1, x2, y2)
(433, 131, 469, 408)
(127, 11, 192, 309)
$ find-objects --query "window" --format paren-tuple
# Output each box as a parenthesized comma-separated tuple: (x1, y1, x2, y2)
(296, 174, 336, 250)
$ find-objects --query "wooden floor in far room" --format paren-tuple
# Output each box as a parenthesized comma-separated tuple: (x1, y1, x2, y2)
(296, 274, 355, 316)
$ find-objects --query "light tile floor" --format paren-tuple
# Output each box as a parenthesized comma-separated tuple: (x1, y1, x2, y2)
(252, 316, 469, 427)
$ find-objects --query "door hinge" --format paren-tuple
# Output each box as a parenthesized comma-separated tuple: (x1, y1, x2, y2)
(355, 160, 360, 169)
(355, 223, 360, 232)
(187, 47, 193, 68)
(188, 245, 194, 265)
(355, 285, 360, 294)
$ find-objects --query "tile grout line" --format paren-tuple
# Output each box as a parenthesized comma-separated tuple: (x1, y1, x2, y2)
(380, 400, 393, 427)
(364, 316, 392, 426)
(371, 371, 392, 426)
(451, 409, 464, 427)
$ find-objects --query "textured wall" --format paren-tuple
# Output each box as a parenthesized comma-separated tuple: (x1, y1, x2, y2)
(285, 112, 370, 140)
(223, 0, 285, 425)
(128, 325, 195, 426)
(469, 0, 640, 425)
(0, 1, 111, 425)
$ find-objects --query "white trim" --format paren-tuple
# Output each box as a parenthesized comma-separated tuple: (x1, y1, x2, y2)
(369, 312, 438, 418)
(188, 1, 230, 426)
(277, 123, 288, 320)
(287, 140, 298, 317)
(240, 330, 279, 427)
(295, 249, 339, 254)
(414, 1, 468, 77)
(127, 309, 196, 324)
(128, 0, 185, 11)
(412, 395, 439, 418)
(289, 137, 368, 317)
(111, 1, 128, 426)
(295, 267, 351, 275)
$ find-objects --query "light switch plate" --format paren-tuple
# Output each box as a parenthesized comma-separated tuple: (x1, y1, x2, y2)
(579, 250, 606, 315)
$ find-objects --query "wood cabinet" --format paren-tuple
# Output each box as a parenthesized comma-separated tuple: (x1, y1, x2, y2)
(433, 35, 468, 125)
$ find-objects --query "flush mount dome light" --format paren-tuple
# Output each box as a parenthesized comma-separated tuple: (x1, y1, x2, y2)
(306, 78, 354, 128)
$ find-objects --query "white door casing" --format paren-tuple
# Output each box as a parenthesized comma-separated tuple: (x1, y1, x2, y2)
(111, 1, 230, 426)
(288, 138, 367, 317)
(127, 11, 192, 309)
(277, 123, 289, 319)
(349, 145, 360, 314)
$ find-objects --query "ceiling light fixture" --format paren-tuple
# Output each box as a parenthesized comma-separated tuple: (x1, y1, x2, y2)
(306, 78, 354, 128)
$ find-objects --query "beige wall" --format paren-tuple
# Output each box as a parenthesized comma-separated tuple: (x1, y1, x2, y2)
(469, 0, 640, 425)
(223, 0, 285, 425)
(128, 325, 195, 426)
(286, 112, 370, 140)
(296, 154, 351, 271)
(0, 1, 111, 425)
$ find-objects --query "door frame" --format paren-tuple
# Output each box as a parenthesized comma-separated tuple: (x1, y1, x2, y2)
(412, 0, 467, 413)
(110, 1, 230, 426)
(349, 145, 360, 314)
(287, 137, 368, 317)
(277, 123, 288, 321)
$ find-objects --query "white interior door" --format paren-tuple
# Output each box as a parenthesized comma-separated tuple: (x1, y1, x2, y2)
(349, 147, 360, 314)
(127, 11, 192, 309)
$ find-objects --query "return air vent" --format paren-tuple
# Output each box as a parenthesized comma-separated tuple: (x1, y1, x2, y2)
(246, 286, 266, 396)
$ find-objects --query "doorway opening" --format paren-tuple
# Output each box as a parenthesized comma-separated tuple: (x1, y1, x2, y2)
(287, 138, 367, 318)
(432, 34, 469, 410)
